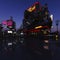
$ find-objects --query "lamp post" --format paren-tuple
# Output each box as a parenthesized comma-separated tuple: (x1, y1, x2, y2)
(56, 20, 59, 33)
(55, 20, 60, 46)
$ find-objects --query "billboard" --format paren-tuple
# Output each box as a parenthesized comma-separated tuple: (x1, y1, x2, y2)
(2, 20, 13, 26)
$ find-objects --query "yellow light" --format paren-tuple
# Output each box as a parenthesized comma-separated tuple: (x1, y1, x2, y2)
(27, 7, 32, 12)
(32, 6, 35, 11)
(43, 31, 47, 34)
(35, 26, 42, 29)
(56, 35, 58, 40)
(56, 35, 58, 38)
(27, 6, 35, 12)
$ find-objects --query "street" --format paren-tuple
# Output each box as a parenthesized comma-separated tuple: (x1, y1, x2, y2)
(0, 41, 60, 60)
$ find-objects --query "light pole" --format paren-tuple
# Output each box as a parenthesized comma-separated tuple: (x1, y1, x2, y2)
(56, 20, 59, 33)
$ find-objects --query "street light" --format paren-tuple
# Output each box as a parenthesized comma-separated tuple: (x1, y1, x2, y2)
(55, 20, 60, 33)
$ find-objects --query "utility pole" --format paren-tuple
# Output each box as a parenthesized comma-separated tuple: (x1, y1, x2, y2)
(55, 20, 60, 46)
(56, 20, 60, 33)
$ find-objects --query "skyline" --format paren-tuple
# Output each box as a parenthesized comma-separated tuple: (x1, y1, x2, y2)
(0, 0, 60, 31)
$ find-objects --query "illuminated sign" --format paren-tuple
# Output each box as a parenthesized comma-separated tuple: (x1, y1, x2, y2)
(7, 20, 13, 26)
(2, 20, 13, 26)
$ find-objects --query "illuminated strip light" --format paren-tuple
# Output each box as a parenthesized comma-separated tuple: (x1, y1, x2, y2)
(27, 2, 42, 12)
(35, 26, 50, 29)
(23, 26, 50, 33)
(27, 6, 36, 12)
(35, 26, 43, 29)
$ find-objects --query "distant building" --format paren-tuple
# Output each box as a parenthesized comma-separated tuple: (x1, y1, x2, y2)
(2, 17, 16, 30)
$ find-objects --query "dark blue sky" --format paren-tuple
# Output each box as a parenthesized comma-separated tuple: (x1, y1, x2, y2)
(0, 0, 60, 31)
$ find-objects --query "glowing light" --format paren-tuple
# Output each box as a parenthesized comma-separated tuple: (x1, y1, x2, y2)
(2, 20, 13, 26)
(35, 26, 42, 29)
(56, 35, 58, 38)
(27, 6, 35, 12)
(56, 35, 58, 40)
(44, 40, 49, 43)
(8, 31, 13, 33)
(50, 14, 53, 21)
(43, 46, 48, 49)
(20, 32, 24, 35)
(8, 43, 12, 46)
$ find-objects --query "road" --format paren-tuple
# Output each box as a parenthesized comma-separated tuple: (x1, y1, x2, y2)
(0, 40, 60, 60)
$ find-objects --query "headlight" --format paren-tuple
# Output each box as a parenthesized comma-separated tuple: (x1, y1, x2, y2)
(20, 32, 24, 35)
(7, 31, 13, 33)
(8, 43, 12, 46)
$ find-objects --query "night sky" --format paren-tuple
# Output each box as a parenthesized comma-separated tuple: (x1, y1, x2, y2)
(0, 0, 60, 32)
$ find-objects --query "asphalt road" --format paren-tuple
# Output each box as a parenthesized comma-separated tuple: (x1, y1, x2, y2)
(0, 42, 60, 60)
